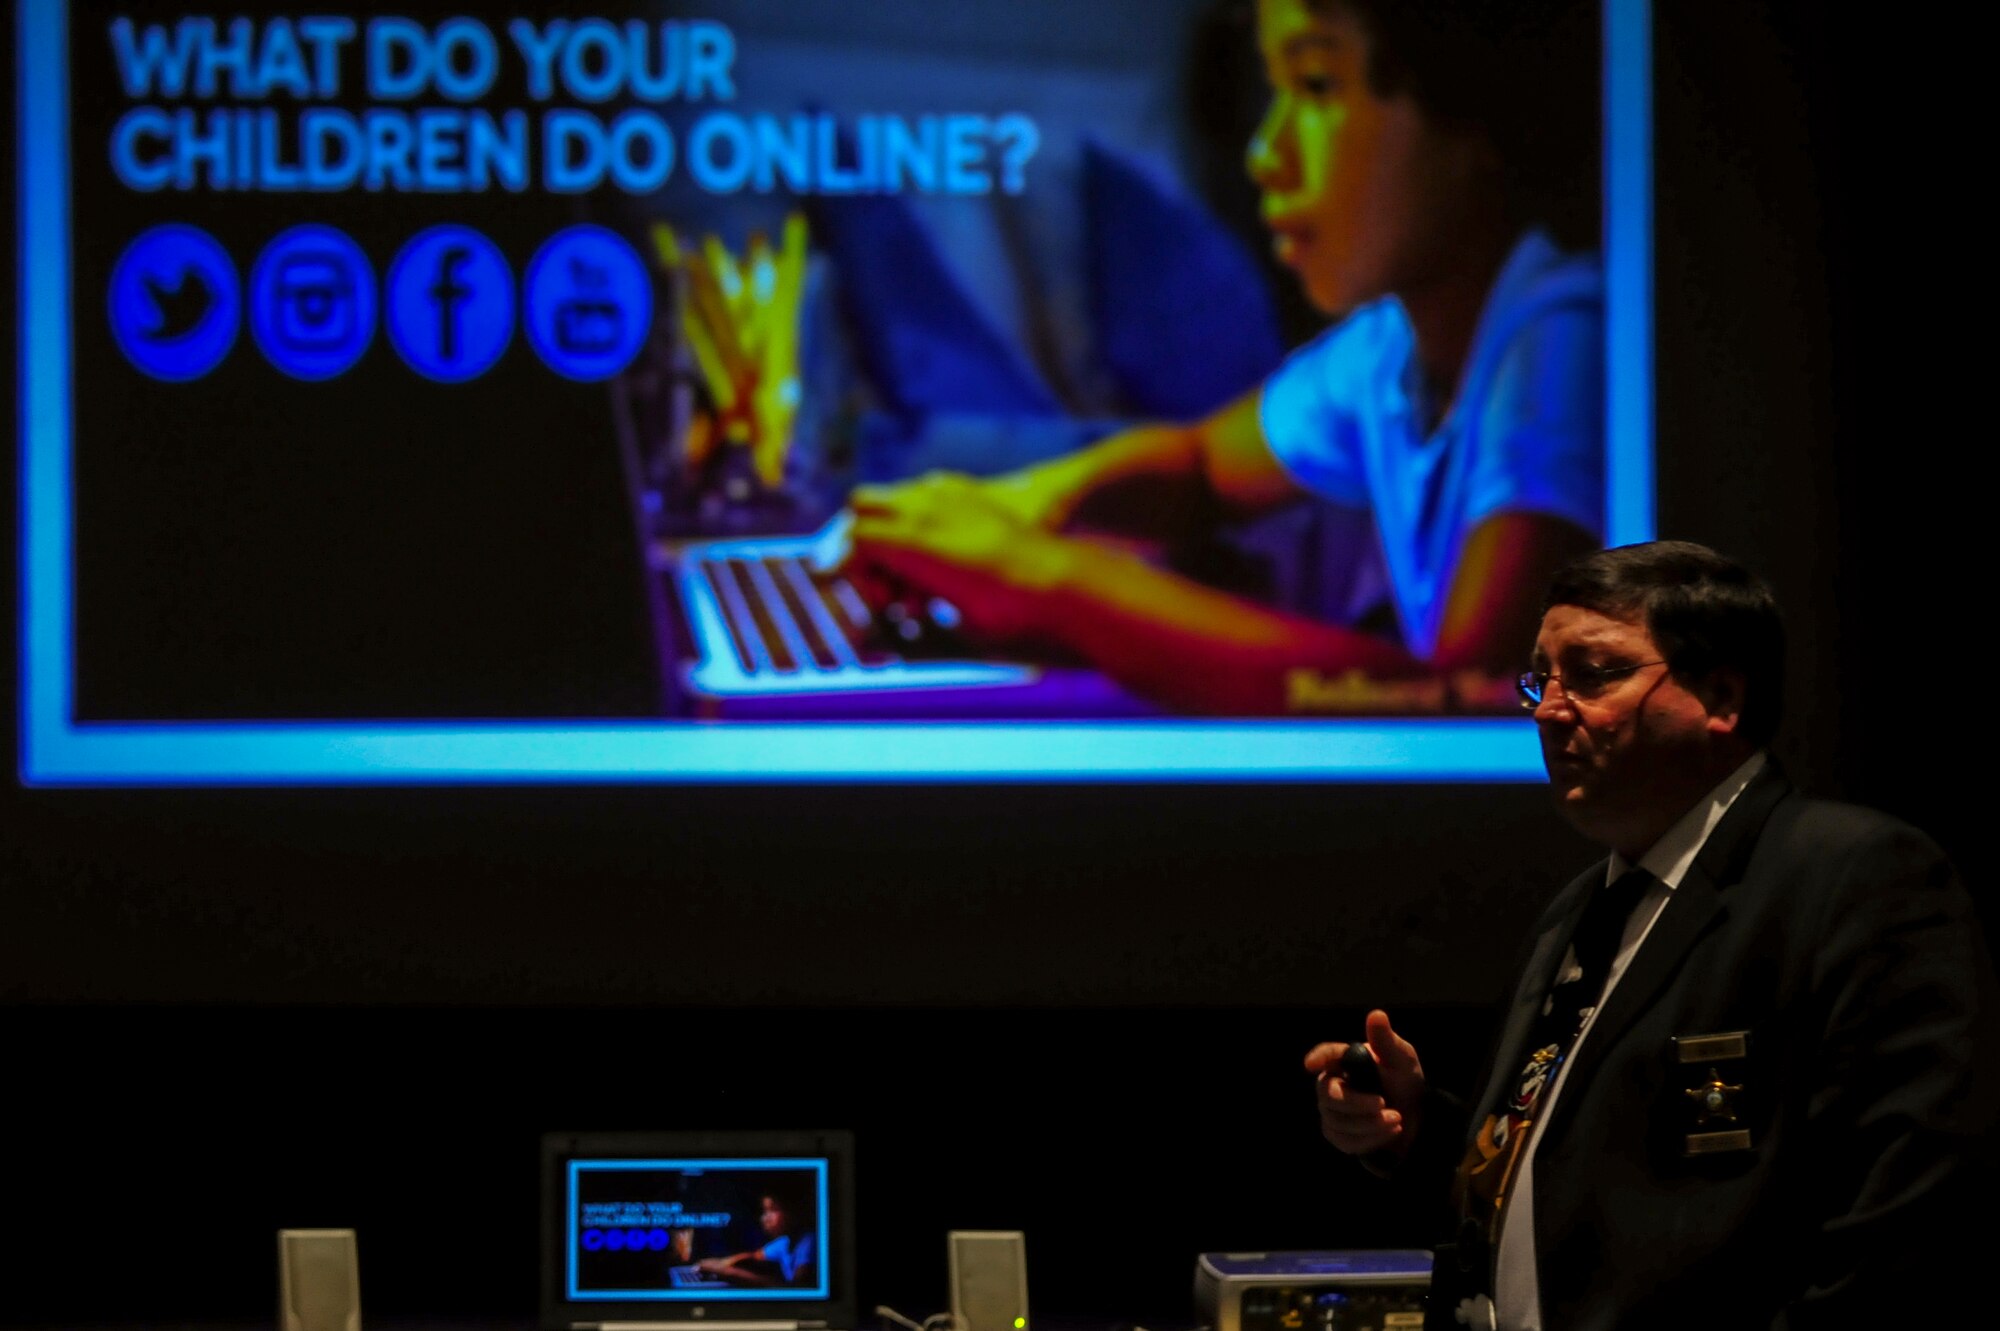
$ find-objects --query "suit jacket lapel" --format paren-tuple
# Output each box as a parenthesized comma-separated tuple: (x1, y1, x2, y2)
(1470, 864, 1603, 1128)
(1536, 763, 1793, 1144)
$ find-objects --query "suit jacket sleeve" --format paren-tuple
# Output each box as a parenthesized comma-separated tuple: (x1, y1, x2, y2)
(1780, 818, 1999, 1327)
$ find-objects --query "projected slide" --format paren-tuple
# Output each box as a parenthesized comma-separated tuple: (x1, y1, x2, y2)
(17, 1, 1654, 782)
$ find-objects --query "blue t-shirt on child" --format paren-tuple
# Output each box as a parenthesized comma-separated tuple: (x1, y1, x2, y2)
(1258, 230, 1604, 661)
(759, 1233, 815, 1284)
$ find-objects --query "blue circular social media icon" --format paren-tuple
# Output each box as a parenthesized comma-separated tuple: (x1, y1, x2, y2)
(386, 225, 513, 383)
(250, 225, 376, 381)
(108, 224, 240, 382)
(523, 225, 653, 382)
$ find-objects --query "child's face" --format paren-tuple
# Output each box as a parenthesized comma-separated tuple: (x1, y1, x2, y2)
(1248, 0, 1486, 316)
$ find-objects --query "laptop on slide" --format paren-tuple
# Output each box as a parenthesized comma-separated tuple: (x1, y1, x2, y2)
(542, 1130, 858, 1331)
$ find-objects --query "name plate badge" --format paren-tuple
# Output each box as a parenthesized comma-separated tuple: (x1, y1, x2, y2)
(1684, 1129, 1753, 1155)
(1672, 1030, 1749, 1063)
(1671, 1031, 1753, 1155)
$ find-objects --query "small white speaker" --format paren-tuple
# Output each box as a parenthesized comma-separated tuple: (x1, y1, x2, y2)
(279, 1228, 361, 1331)
(949, 1230, 1027, 1331)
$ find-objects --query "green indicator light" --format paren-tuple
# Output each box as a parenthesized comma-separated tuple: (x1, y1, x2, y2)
(1014, 1320, 1026, 1328)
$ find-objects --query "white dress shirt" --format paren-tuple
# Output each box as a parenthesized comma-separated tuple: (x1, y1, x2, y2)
(1491, 753, 1767, 1331)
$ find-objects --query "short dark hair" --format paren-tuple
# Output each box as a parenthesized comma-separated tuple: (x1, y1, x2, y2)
(1314, 0, 1599, 245)
(763, 1181, 815, 1233)
(1543, 541, 1786, 748)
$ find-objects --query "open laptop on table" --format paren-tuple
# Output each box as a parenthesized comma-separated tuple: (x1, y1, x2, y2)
(661, 520, 1152, 720)
(542, 1130, 857, 1331)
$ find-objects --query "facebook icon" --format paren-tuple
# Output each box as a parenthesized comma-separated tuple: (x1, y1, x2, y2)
(386, 226, 513, 382)
(431, 245, 472, 361)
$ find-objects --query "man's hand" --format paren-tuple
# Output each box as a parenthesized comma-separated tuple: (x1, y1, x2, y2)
(1304, 1008, 1426, 1159)
(844, 472, 1079, 647)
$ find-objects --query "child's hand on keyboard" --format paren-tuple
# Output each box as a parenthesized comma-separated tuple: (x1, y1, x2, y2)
(842, 473, 1075, 648)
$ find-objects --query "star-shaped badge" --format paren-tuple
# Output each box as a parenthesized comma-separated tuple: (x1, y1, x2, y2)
(1685, 1067, 1744, 1126)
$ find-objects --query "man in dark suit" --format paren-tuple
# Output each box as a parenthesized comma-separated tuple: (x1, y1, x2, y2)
(1306, 541, 1997, 1329)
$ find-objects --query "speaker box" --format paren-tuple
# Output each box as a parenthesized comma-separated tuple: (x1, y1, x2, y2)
(949, 1230, 1028, 1331)
(279, 1228, 361, 1331)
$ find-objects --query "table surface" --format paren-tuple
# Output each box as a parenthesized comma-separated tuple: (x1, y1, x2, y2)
(6, 1322, 545, 1331)
(13, 1319, 1179, 1331)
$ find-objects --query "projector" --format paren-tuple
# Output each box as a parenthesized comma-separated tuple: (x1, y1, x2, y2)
(1194, 1251, 1431, 1331)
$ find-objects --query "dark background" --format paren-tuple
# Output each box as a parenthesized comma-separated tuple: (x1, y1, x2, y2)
(3, 1, 1978, 1325)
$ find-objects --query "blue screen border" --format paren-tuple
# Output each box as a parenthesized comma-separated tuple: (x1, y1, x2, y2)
(567, 1157, 832, 1302)
(17, 0, 1653, 785)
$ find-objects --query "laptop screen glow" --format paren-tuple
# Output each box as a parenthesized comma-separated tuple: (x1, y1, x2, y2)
(566, 1157, 833, 1302)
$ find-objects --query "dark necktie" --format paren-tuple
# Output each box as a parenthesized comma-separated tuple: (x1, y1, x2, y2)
(1531, 865, 1655, 1060)
(1448, 867, 1656, 1269)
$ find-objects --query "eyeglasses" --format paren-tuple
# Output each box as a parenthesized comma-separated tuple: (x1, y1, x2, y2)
(1516, 660, 1668, 710)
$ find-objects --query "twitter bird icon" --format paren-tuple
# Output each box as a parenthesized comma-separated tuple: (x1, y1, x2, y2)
(110, 224, 238, 381)
(140, 266, 215, 343)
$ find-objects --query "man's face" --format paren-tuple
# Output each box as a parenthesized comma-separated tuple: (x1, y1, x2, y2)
(1530, 604, 1734, 853)
(1247, 0, 1482, 316)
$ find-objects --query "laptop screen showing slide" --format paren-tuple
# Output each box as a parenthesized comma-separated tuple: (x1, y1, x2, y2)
(542, 1130, 857, 1331)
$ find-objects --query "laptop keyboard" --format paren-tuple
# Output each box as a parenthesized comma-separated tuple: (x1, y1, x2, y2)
(696, 552, 895, 676)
